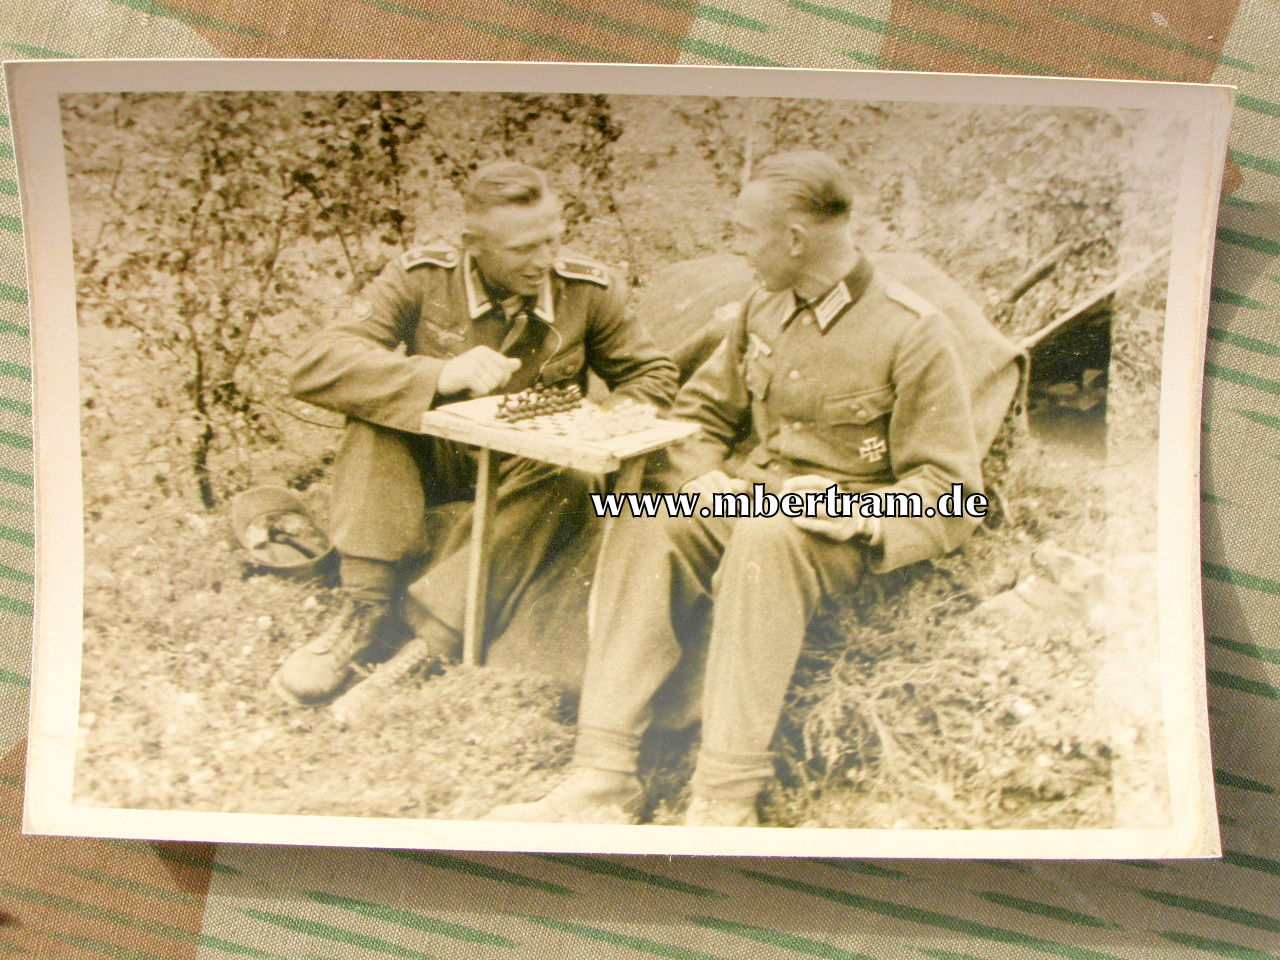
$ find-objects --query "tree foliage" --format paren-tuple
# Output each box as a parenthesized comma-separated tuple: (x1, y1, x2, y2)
(289, 91, 431, 285)
(71, 93, 309, 507)
(65, 91, 628, 506)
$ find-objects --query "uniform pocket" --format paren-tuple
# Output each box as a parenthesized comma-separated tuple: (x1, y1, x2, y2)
(540, 342, 586, 385)
(821, 384, 894, 425)
(821, 384, 895, 473)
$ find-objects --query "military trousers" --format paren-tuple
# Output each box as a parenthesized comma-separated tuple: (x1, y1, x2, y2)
(577, 508, 865, 799)
(329, 418, 599, 649)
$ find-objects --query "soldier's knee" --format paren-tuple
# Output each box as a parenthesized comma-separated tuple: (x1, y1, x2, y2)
(608, 508, 700, 548)
(333, 418, 421, 477)
(726, 514, 811, 560)
(660, 510, 718, 546)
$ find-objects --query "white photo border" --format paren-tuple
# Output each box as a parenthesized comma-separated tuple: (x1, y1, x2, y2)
(7, 58, 1233, 858)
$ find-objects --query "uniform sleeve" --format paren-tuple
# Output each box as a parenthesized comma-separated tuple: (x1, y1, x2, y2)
(868, 314, 985, 573)
(655, 299, 754, 490)
(288, 259, 446, 434)
(582, 275, 680, 408)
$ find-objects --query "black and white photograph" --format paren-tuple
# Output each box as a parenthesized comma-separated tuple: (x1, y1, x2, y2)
(11, 61, 1228, 857)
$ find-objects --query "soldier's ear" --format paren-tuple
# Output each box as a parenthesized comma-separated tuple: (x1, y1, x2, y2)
(461, 218, 492, 251)
(787, 222, 808, 257)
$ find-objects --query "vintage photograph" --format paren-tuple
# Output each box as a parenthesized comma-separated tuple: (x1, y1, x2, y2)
(11, 61, 1227, 857)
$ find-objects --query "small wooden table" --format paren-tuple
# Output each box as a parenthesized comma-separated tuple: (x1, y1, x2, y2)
(418, 396, 700, 665)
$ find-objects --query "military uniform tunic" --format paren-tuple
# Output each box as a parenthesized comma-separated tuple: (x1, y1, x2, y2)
(575, 255, 987, 798)
(289, 242, 678, 641)
(291, 243, 677, 434)
(662, 253, 983, 572)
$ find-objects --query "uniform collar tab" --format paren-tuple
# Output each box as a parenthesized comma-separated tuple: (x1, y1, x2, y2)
(530, 274, 556, 325)
(809, 282, 853, 332)
(463, 249, 491, 320)
(463, 250, 556, 325)
(786, 254, 874, 333)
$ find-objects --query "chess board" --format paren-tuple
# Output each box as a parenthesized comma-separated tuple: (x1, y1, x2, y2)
(419, 395, 701, 474)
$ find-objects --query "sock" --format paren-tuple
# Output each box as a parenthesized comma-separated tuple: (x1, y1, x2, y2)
(339, 555, 396, 603)
(575, 726, 642, 777)
(690, 746, 773, 801)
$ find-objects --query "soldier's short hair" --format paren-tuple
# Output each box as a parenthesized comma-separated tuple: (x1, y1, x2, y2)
(749, 151, 852, 222)
(463, 161, 556, 215)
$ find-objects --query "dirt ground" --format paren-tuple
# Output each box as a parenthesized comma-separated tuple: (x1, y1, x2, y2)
(67, 94, 1181, 831)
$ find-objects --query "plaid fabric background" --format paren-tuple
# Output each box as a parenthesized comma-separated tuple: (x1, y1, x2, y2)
(2, 1, 1280, 957)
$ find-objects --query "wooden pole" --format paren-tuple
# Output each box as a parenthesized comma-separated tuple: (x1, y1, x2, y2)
(463, 447, 498, 666)
(1020, 244, 1171, 353)
(999, 240, 1077, 305)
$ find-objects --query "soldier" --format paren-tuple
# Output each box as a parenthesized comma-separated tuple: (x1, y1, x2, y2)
(486, 151, 991, 827)
(273, 161, 679, 706)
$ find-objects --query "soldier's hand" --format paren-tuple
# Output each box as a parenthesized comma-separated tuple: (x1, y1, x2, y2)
(780, 474, 837, 496)
(437, 347, 522, 397)
(598, 392, 656, 414)
(782, 474, 868, 542)
(791, 513, 867, 542)
(681, 470, 749, 498)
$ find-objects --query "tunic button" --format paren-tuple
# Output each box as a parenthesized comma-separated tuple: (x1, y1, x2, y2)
(802, 315, 814, 326)
(792, 421, 804, 432)
(788, 370, 801, 382)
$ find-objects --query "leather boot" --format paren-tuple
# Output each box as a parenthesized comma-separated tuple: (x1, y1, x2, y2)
(483, 768, 644, 824)
(271, 595, 388, 705)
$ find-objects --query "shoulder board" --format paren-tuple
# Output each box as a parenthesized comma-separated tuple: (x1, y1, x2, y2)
(884, 281, 942, 318)
(400, 244, 459, 271)
(553, 255, 611, 287)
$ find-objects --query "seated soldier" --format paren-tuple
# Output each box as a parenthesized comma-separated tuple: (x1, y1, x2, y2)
(486, 151, 992, 827)
(273, 161, 678, 706)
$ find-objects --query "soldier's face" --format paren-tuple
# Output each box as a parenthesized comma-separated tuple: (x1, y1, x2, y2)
(466, 196, 565, 297)
(732, 183, 800, 292)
